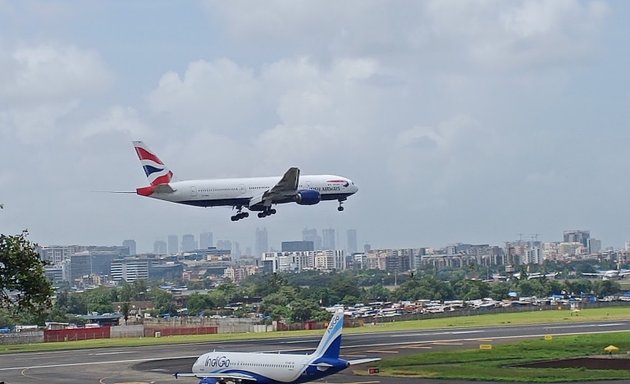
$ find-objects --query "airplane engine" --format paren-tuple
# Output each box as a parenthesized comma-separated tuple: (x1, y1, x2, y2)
(295, 190, 321, 205)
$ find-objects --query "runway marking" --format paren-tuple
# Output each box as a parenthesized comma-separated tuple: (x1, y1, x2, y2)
(91, 351, 135, 356)
(544, 323, 624, 330)
(322, 381, 380, 384)
(401, 345, 432, 349)
(366, 350, 399, 354)
(389, 330, 482, 337)
(432, 342, 464, 346)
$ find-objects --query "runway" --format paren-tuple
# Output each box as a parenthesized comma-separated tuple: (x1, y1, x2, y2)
(0, 320, 628, 384)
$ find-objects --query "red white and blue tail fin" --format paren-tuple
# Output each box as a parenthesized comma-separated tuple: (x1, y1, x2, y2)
(133, 141, 173, 186)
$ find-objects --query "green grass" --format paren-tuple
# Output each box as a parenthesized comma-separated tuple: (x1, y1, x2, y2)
(371, 332, 630, 382)
(1, 306, 628, 354)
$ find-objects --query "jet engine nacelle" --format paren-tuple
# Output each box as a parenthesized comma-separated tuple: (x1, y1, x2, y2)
(295, 190, 321, 205)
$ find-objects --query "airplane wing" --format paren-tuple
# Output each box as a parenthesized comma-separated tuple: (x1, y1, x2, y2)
(347, 358, 381, 366)
(175, 372, 258, 382)
(248, 167, 300, 208)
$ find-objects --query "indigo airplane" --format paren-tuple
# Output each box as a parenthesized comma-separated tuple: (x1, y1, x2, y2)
(133, 141, 358, 221)
(174, 309, 380, 384)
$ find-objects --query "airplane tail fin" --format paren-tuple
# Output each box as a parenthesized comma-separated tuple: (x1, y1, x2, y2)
(133, 141, 173, 186)
(312, 309, 344, 359)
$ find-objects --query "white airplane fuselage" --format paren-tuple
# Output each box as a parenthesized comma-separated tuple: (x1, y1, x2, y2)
(146, 174, 358, 210)
(191, 351, 347, 384)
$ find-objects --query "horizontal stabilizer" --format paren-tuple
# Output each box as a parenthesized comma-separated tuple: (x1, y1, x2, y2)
(348, 357, 381, 365)
(154, 184, 176, 193)
(174, 372, 197, 378)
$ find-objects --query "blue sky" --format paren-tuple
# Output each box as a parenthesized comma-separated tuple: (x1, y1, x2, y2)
(1, 1, 630, 253)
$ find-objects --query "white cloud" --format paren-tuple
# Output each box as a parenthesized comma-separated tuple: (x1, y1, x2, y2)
(147, 58, 263, 136)
(0, 43, 112, 143)
(80, 106, 151, 142)
(1, 43, 112, 104)
(205, 0, 608, 72)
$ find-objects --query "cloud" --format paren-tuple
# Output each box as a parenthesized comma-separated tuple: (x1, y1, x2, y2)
(147, 58, 264, 137)
(80, 106, 151, 142)
(0, 43, 112, 143)
(204, 0, 609, 72)
(0, 43, 111, 104)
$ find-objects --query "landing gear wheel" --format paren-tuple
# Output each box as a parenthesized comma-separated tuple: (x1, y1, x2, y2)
(231, 208, 249, 221)
(337, 206, 344, 212)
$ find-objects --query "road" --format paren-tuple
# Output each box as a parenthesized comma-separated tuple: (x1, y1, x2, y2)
(0, 320, 628, 384)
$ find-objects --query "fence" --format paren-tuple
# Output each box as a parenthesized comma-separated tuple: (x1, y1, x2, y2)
(44, 327, 111, 342)
(144, 326, 218, 337)
(0, 331, 44, 344)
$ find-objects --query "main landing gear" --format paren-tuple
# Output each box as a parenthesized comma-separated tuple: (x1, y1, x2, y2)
(257, 207, 277, 218)
(231, 208, 249, 222)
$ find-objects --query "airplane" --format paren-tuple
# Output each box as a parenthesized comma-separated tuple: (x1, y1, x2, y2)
(132, 141, 358, 221)
(581, 269, 630, 280)
(174, 308, 380, 384)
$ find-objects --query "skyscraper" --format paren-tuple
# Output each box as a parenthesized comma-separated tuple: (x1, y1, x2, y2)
(154, 240, 167, 255)
(346, 229, 357, 255)
(255, 227, 269, 257)
(181, 234, 197, 252)
(200, 232, 214, 249)
(302, 228, 322, 250)
(167, 235, 178, 254)
(563, 230, 590, 248)
(122, 240, 136, 256)
(322, 228, 336, 250)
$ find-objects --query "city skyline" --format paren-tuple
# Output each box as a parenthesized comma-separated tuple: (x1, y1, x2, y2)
(2, 2, 630, 250)
(103, 226, 613, 257)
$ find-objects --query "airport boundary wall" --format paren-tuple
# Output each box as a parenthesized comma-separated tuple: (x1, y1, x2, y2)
(0, 331, 43, 344)
(144, 326, 217, 337)
(44, 327, 111, 342)
(111, 325, 144, 338)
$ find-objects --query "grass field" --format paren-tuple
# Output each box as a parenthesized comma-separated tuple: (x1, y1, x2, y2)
(372, 332, 630, 382)
(1, 306, 628, 354)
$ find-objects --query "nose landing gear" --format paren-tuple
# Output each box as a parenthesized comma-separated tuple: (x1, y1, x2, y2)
(337, 199, 345, 212)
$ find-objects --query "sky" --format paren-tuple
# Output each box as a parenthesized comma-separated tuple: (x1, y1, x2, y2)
(1, 0, 630, 253)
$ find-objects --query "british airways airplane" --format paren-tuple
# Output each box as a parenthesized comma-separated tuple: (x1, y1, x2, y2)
(174, 309, 380, 384)
(133, 141, 358, 221)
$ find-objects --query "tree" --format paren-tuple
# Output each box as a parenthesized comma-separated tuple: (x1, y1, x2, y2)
(0, 231, 53, 316)
(121, 302, 130, 325)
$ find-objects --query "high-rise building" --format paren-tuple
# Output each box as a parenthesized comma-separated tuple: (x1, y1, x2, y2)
(39, 246, 73, 265)
(217, 240, 232, 251)
(122, 240, 137, 256)
(282, 241, 314, 252)
(563, 230, 590, 248)
(181, 234, 197, 252)
(255, 228, 269, 257)
(322, 228, 336, 250)
(200, 232, 214, 249)
(153, 240, 167, 255)
(346, 229, 357, 255)
(302, 228, 322, 250)
(589, 239, 602, 254)
(233, 241, 241, 258)
(111, 258, 151, 282)
(167, 235, 178, 254)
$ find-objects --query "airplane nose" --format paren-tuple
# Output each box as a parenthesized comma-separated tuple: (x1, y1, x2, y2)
(349, 180, 358, 194)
